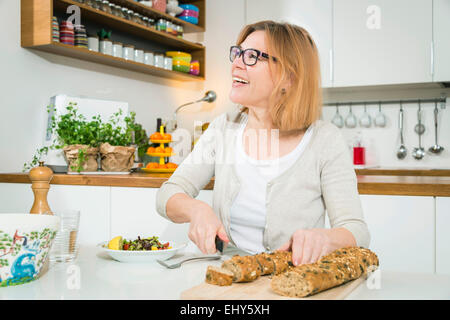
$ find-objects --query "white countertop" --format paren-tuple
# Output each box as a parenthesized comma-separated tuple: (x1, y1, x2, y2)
(1, 246, 450, 300)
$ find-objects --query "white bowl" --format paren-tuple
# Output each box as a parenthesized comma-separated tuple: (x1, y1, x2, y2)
(97, 240, 187, 263)
(0, 213, 60, 287)
(166, 3, 184, 16)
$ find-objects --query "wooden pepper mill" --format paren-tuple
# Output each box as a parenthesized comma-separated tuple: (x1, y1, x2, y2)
(29, 161, 53, 215)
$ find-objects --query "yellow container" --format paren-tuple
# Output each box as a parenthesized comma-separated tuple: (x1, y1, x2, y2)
(165, 51, 191, 63)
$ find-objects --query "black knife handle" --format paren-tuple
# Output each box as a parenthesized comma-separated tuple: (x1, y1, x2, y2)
(215, 235, 224, 253)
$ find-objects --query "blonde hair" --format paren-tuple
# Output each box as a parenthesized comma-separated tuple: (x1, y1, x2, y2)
(236, 20, 322, 133)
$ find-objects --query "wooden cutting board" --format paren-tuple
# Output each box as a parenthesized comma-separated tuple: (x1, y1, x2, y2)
(180, 275, 366, 300)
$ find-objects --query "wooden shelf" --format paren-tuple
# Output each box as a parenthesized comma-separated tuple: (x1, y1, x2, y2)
(21, 0, 206, 81)
(32, 42, 204, 81)
(111, 0, 205, 33)
(54, 0, 204, 51)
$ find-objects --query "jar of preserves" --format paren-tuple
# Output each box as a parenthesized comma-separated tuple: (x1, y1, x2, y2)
(156, 19, 166, 32)
(166, 21, 173, 34)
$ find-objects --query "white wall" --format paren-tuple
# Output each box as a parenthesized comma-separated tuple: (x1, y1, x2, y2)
(0, 0, 246, 173)
(0, 0, 448, 172)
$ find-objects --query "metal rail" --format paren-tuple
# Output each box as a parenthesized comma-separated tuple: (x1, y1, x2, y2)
(323, 96, 447, 108)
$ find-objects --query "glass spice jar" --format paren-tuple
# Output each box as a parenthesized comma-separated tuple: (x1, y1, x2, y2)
(177, 25, 183, 38)
(127, 9, 134, 21)
(121, 7, 129, 19)
(107, 3, 115, 15)
(112, 4, 121, 17)
(148, 18, 155, 29)
(142, 16, 150, 27)
(100, 0, 110, 13)
(93, 0, 102, 10)
(132, 12, 140, 24)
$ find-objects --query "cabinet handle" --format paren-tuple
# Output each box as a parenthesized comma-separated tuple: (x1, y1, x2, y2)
(431, 41, 434, 77)
(329, 49, 333, 82)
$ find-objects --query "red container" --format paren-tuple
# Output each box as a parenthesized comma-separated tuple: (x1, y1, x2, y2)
(353, 147, 366, 165)
(153, 0, 166, 13)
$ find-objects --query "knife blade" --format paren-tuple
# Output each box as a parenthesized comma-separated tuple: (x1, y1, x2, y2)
(215, 235, 224, 254)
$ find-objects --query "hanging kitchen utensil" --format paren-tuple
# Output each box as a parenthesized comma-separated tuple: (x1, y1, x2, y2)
(345, 103, 357, 128)
(428, 101, 445, 155)
(374, 102, 386, 127)
(396, 102, 407, 160)
(414, 100, 426, 135)
(331, 104, 344, 128)
(412, 101, 426, 160)
(359, 103, 372, 128)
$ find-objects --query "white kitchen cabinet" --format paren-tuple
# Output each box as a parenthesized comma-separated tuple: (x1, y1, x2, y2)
(245, 0, 333, 88)
(0, 183, 111, 246)
(333, 0, 433, 87)
(360, 195, 435, 274)
(47, 185, 110, 246)
(0, 183, 35, 213)
(433, 0, 450, 82)
(110, 187, 213, 244)
(436, 197, 450, 275)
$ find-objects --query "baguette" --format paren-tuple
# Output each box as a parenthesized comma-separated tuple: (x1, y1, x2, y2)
(270, 247, 379, 298)
(254, 252, 275, 275)
(221, 255, 262, 282)
(205, 266, 234, 286)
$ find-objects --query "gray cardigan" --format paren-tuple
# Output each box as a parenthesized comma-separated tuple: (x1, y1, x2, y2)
(156, 108, 370, 252)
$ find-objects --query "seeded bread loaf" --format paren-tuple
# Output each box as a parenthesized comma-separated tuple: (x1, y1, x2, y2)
(205, 266, 234, 286)
(254, 252, 275, 275)
(221, 255, 262, 282)
(270, 247, 379, 298)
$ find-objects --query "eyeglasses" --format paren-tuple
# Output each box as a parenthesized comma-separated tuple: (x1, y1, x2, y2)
(229, 45, 277, 66)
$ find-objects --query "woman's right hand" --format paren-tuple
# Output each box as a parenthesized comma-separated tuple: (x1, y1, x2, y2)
(187, 201, 229, 255)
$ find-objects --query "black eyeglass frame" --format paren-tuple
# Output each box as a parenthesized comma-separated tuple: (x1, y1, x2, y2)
(229, 45, 277, 66)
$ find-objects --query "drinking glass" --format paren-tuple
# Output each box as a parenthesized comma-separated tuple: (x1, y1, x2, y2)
(49, 210, 80, 262)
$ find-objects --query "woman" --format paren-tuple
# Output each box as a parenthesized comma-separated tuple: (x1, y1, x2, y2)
(156, 20, 370, 266)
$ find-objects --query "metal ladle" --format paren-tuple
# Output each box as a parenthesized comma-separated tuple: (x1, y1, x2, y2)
(412, 101, 426, 160)
(396, 102, 407, 159)
(429, 101, 445, 154)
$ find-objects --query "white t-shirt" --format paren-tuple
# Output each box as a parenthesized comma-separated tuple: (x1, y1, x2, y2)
(229, 120, 314, 254)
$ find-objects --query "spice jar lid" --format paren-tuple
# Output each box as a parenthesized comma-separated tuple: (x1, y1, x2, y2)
(124, 44, 135, 48)
(113, 41, 123, 45)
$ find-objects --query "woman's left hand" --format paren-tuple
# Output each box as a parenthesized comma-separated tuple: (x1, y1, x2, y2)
(278, 228, 334, 266)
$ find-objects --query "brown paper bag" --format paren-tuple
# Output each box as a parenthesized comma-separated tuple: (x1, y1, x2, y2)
(63, 145, 99, 172)
(99, 143, 135, 172)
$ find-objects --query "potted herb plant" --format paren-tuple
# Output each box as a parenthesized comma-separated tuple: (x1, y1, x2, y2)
(98, 110, 136, 172)
(24, 102, 101, 173)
